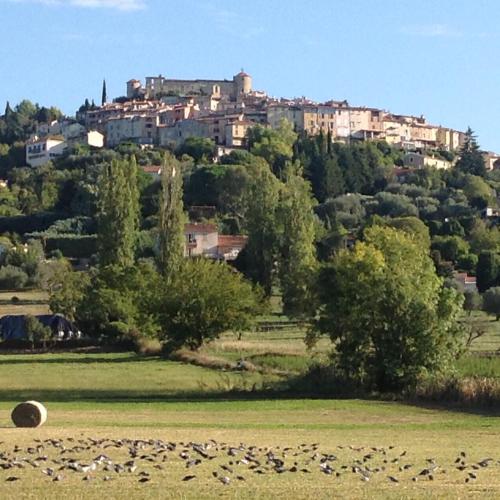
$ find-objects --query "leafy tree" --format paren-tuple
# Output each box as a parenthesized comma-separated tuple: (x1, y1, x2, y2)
(74, 263, 161, 340)
(176, 137, 215, 163)
(469, 220, 500, 255)
(24, 315, 52, 350)
(158, 153, 185, 278)
(455, 128, 486, 177)
(96, 156, 139, 268)
(463, 289, 481, 317)
(239, 163, 282, 295)
(248, 119, 297, 176)
(431, 235, 469, 263)
(184, 164, 225, 207)
(0, 265, 28, 289)
(482, 286, 500, 320)
(373, 192, 418, 218)
(36, 257, 73, 294)
(157, 259, 263, 350)
(312, 226, 464, 391)
(49, 268, 91, 322)
(384, 216, 431, 248)
(462, 175, 493, 209)
(476, 251, 500, 293)
(278, 165, 318, 317)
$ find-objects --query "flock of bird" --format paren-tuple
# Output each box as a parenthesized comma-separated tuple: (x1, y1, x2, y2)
(1, 437, 498, 488)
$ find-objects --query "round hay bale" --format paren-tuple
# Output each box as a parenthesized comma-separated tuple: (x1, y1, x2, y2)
(11, 401, 47, 428)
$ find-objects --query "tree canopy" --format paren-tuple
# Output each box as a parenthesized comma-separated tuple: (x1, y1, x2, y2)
(313, 226, 464, 391)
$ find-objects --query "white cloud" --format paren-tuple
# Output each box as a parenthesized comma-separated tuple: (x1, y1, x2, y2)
(4, 0, 147, 10)
(401, 24, 461, 38)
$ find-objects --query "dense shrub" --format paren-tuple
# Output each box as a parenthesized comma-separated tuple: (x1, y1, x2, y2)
(0, 212, 69, 234)
(0, 265, 29, 289)
(43, 235, 98, 258)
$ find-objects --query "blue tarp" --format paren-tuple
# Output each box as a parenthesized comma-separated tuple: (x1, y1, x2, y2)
(0, 314, 81, 341)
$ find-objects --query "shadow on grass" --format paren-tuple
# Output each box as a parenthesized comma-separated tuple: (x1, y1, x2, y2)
(0, 354, 160, 364)
(0, 388, 283, 404)
(0, 387, 498, 418)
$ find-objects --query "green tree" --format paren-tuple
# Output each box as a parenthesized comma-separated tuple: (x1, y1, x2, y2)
(462, 174, 493, 209)
(384, 216, 431, 248)
(476, 251, 500, 293)
(463, 289, 481, 317)
(455, 128, 486, 177)
(97, 156, 139, 267)
(176, 137, 215, 163)
(248, 119, 297, 176)
(482, 287, 500, 320)
(470, 220, 500, 254)
(74, 263, 161, 340)
(313, 226, 464, 391)
(239, 163, 282, 295)
(49, 268, 91, 322)
(157, 259, 263, 350)
(24, 315, 52, 350)
(101, 79, 107, 106)
(431, 235, 469, 263)
(278, 165, 318, 316)
(158, 152, 185, 278)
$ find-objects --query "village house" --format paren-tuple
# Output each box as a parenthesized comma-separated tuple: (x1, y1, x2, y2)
(454, 272, 478, 293)
(403, 152, 452, 170)
(184, 223, 247, 261)
(26, 136, 67, 167)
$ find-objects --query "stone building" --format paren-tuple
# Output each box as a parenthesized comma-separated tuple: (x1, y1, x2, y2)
(128, 71, 253, 102)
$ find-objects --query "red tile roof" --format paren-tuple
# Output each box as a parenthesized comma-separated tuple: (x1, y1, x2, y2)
(184, 223, 218, 234)
(218, 235, 248, 250)
(142, 165, 162, 174)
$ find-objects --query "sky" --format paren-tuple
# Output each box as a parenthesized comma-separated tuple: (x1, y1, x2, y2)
(1, 0, 500, 150)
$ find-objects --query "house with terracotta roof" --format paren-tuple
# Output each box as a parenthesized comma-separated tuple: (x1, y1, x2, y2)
(184, 223, 247, 261)
(454, 272, 477, 292)
(141, 165, 162, 179)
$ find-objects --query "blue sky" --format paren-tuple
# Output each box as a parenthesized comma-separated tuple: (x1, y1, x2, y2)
(1, 0, 499, 150)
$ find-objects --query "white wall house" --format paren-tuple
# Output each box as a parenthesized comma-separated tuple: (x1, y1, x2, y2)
(26, 136, 67, 167)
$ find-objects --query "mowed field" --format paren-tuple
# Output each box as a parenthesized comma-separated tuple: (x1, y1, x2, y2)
(0, 353, 499, 499)
(0, 292, 499, 498)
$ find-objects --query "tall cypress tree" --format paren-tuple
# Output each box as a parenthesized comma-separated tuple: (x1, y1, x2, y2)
(97, 156, 139, 268)
(158, 152, 185, 279)
(101, 79, 107, 106)
(4, 101, 12, 117)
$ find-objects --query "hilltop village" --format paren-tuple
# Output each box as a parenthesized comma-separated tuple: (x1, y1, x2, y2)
(26, 70, 497, 169)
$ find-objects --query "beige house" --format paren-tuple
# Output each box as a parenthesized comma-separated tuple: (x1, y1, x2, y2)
(225, 117, 253, 147)
(185, 223, 219, 258)
(403, 152, 452, 170)
(158, 119, 211, 148)
(184, 223, 247, 261)
(106, 114, 159, 147)
(483, 152, 500, 171)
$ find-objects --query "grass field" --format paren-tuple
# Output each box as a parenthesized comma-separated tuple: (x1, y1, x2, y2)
(0, 294, 499, 498)
(0, 353, 499, 499)
(0, 290, 50, 317)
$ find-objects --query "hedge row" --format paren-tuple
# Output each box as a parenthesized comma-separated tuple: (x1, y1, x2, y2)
(43, 235, 98, 258)
(0, 213, 71, 235)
